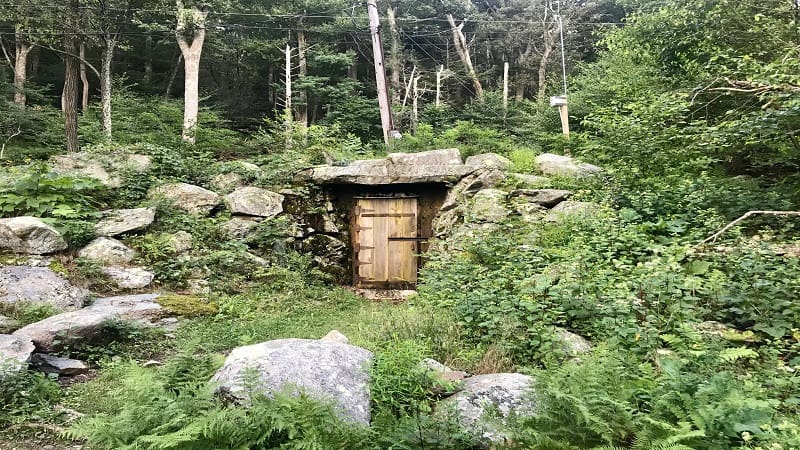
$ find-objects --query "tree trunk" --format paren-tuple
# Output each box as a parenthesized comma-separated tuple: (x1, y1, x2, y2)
(446, 14, 483, 100)
(348, 53, 358, 80)
(63, 37, 80, 153)
(100, 36, 115, 139)
(165, 52, 182, 97)
(515, 42, 532, 101)
(79, 43, 89, 111)
(387, 6, 402, 104)
(537, 13, 557, 100)
(176, 2, 208, 144)
(13, 28, 32, 106)
(143, 32, 153, 85)
(296, 29, 308, 126)
(28, 47, 40, 80)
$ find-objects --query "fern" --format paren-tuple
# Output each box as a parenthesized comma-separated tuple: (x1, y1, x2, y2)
(717, 346, 758, 364)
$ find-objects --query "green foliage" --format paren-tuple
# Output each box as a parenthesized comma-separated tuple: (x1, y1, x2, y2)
(0, 369, 61, 426)
(0, 301, 60, 327)
(0, 164, 105, 219)
(370, 340, 442, 417)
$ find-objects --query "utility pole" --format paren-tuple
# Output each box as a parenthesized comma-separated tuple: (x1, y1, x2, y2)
(367, 0, 396, 146)
(549, 0, 570, 138)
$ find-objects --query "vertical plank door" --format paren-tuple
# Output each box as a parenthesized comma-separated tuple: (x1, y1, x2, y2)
(354, 197, 418, 288)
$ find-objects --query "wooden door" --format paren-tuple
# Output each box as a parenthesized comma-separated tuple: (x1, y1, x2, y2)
(354, 197, 419, 288)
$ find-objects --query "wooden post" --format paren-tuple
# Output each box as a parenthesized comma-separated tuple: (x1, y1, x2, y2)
(558, 104, 569, 138)
(367, 0, 395, 146)
(502, 61, 509, 113)
(435, 65, 443, 107)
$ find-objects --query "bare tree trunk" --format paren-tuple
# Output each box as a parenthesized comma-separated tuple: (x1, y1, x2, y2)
(63, 37, 80, 153)
(348, 50, 358, 80)
(13, 28, 32, 106)
(100, 34, 115, 139)
(446, 14, 483, 100)
(387, 6, 402, 104)
(515, 42, 532, 101)
(143, 32, 153, 85)
(296, 29, 308, 126)
(176, 1, 208, 145)
(79, 43, 89, 111)
(537, 10, 557, 100)
(165, 52, 182, 97)
(28, 47, 39, 80)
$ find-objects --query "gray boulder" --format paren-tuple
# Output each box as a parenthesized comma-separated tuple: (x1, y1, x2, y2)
(211, 338, 374, 424)
(320, 330, 349, 344)
(302, 149, 474, 185)
(0, 334, 35, 374)
(387, 148, 462, 165)
(511, 189, 572, 208)
(225, 187, 284, 218)
(465, 153, 512, 171)
(0, 216, 68, 254)
(439, 373, 535, 442)
(78, 237, 135, 265)
(210, 172, 246, 193)
(101, 266, 155, 289)
(95, 208, 155, 236)
(220, 217, 262, 241)
(510, 173, 551, 187)
(554, 328, 592, 357)
(544, 201, 600, 222)
(165, 231, 193, 254)
(50, 152, 151, 188)
(469, 189, 509, 223)
(440, 168, 507, 212)
(0, 266, 89, 311)
(534, 153, 601, 177)
(150, 183, 221, 215)
(13, 293, 162, 352)
(31, 353, 89, 375)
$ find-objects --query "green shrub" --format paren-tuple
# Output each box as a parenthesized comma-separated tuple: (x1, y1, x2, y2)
(0, 164, 105, 219)
(0, 369, 61, 426)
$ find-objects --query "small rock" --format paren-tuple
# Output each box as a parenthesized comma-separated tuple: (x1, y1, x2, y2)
(225, 187, 284, 218)
(534, 153, 601, 177)
(150, 183, 221, 216)
(465, 153, 512, 171)
(160, 317, 179, 325)
(142, 360, 162, 367)
(0, 216, 68, 254)
(186, 279, 210, 295)
(387, 148, 463, 165)
(165, 231, 193, 253)
(101, 266, 154, 289)
(511, 189, 573, 208)
(31, 353, 89, 375)
(439, 373, 535, 443)
(95, 208, 155, 236)
(0, 266, 90, 311)
(320, 330, 349, 344)
(78, 237, 135, 265)
(0, 334, 35, 374)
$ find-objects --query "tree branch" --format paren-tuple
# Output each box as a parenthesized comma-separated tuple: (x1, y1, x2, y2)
(32, 43, 101, 79)
(700, 211, 800, 244)
(0, 37, 15, 71)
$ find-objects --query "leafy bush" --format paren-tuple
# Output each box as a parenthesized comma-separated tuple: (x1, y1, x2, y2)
(0, 164, 105, 219)
(0, 369, 61, 426)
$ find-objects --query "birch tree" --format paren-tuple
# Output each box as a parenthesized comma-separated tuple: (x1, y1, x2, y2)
(175, 1, 208, 144)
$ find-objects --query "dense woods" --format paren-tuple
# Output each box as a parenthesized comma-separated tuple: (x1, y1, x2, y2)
(2, 0, 800, 449)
